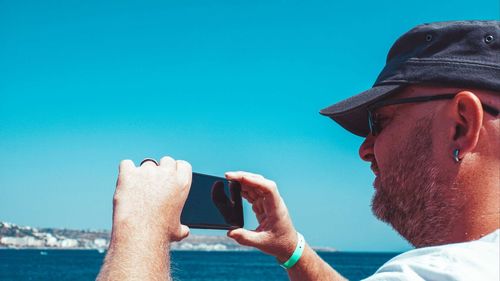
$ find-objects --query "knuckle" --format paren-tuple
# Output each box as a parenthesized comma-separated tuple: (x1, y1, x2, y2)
(119, 159, 133, 169)
(177, 160, 192, 171)
(112, 192, 121, 205)
(176, 160, 192, 187)
(268, 180, 277, 190)
(252, 204, 259, 212)
(160, 156, 175, 166)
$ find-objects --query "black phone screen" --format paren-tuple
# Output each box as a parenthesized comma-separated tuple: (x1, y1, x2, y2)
(180, 172, 244, 230)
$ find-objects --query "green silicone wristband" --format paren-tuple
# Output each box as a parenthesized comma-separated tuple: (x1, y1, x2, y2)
(279, 232, 305, 269)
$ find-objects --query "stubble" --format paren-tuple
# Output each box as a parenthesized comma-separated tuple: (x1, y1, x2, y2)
(371, 116, 463, 247)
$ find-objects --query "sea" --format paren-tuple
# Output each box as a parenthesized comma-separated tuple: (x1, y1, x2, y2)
(0, 250, 399, 281)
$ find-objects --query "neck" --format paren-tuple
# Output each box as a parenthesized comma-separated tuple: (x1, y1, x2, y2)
(448, 213, 499, 243)
(446, 165, 500, 244)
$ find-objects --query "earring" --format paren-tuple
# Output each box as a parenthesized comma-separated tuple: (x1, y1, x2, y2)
(453, 149, 461, 163)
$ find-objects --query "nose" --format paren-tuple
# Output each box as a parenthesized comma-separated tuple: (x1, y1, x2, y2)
(359, 134, 375, 162)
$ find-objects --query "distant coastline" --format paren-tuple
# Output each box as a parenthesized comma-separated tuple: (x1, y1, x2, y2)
(0, 221, 337, 252)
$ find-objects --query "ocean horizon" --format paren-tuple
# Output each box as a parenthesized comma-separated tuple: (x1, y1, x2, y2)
(0, 249, 399, 280)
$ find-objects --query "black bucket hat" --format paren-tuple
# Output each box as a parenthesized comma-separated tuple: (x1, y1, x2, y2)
(320, 20, 500, 137)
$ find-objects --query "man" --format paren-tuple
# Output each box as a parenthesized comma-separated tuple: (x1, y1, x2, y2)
(97, 20, 499, 280)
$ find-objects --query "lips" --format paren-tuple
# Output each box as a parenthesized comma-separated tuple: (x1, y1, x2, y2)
(371, 162, 381, 189)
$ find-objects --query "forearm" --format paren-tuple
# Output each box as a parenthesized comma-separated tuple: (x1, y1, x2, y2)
(286, 244, 347, 281)
(97, 232, 171, 281)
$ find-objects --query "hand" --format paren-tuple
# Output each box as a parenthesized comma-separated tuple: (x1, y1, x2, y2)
(111, 156, 192, 244)
(225, 171, 298, 262)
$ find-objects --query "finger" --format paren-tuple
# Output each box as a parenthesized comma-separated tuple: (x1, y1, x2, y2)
(225, 171, 262, 180)
(229, 173, 265, 199)
(242, 190, 260, 204)
(117, 160, 135, 187)
(243, 189, 257, 202)
(226, 173, 280, 204)
(227, 228, 265, 248)
(176, 160, 192, 189)
(140, 158, 159, 169)
(173, 225, 190, 242)
(252, 200, 263, 214)
(247, 173, 265, 179)
(159, 156, 176, 168)
(180, 224, 190, 239)
(119, 159, 135, 174)
(241, 187, 262, 202)
(241, 185, 265, 197)
(241, 191, 255, 204)
(256, 212, 267, 224)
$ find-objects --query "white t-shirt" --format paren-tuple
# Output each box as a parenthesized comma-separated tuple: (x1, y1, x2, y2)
(363, 229, 499, 281)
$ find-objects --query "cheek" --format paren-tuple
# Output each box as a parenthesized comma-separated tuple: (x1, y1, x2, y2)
(374, 125, 412, 170)
(430, 123, 450, 160)
(374, 130, 397, 156)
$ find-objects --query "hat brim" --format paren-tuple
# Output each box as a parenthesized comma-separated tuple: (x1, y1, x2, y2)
(320, 84, 404, 137)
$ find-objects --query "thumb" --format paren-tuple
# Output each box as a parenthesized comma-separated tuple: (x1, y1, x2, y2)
(172, 224, 190, 242)
(227, 228, 264, 248)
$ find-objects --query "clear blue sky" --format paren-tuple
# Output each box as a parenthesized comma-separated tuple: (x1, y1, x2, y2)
(0, 0, 497, 251)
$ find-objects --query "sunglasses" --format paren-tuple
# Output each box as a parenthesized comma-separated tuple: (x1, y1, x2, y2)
(367, 94, 500, 136)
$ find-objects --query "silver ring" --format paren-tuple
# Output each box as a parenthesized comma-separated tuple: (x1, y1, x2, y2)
(140, 158, 159, 166)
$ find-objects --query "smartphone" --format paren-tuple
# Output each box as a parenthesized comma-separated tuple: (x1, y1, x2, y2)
(180, 172, 244, 230)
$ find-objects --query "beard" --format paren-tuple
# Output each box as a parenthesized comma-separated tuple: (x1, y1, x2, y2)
(371, 116, 463, 247)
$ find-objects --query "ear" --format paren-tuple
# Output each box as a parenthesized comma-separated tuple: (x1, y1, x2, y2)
(450, 91, 484, 159)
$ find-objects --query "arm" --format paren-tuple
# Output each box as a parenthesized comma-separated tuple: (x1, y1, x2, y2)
(97, 157, 192, 281)
(225, 171, 347, 281)
(285, 243, 346, 281)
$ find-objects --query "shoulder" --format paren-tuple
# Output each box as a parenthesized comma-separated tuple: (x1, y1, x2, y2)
(363, 230, 499, 281)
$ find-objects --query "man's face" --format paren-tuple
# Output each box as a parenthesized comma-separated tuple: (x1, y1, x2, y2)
(359, 86, 463, 247)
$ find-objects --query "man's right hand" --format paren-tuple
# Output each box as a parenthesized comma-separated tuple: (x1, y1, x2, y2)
(97, 156, 193, 281)
(225, 171, 298, 262)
